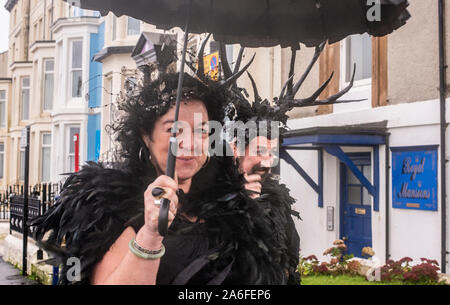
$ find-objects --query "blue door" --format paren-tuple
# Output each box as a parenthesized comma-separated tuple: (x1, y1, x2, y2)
(340, 153, 372, 258)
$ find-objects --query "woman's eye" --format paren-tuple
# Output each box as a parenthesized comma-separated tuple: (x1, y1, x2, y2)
(167, 127, 183, 134)
(194, 128, 208, 135)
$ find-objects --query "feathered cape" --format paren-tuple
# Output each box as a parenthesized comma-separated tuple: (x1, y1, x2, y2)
(29, 156, 300, 285)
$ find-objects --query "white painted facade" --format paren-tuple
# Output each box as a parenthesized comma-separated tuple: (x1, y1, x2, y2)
(50, 15, 100, 182)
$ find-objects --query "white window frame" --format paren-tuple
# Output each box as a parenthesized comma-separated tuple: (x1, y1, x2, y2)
(41, 133, 51, 182)
(70, 39, 83, 99)
(21, 77, 30, 121)
(43, 58, 54, 111)
(112, 14, 117, 41)
(0, 90, 6, 128)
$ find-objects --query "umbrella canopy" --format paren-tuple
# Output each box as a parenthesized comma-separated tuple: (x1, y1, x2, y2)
(69, 0, 410, 48)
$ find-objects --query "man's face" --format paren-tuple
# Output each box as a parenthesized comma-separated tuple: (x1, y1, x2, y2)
(238, 136, 279, 177)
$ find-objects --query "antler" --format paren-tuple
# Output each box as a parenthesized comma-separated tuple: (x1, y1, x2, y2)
(220, 53, 256, 88)
(219, 43, 249, 91)
(278, 63, 364, 111)
(291, 41, 326, 98)
(287, 45, 300, 97)
(246, 72, 262, 107)
(233, 47, 245, 75)
(196, 33, 212, 81)
(279, 41, 326, 100)
(219, 42, 233, 79)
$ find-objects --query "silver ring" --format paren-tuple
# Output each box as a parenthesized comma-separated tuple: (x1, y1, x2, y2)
(154, 199, 161, 206)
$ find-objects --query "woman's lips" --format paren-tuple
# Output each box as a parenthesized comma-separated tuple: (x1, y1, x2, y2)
(176, 156, 195, 162)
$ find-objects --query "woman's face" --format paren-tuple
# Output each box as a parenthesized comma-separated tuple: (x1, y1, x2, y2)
(142, 99, 210, 182)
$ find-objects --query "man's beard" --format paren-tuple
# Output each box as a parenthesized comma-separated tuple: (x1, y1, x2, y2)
(249, 163, 271, 181)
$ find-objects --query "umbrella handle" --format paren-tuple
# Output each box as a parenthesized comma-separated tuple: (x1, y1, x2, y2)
(158, 198, 170, 236)
(158, 0, 192, 237)
(158, 138, 177, 236)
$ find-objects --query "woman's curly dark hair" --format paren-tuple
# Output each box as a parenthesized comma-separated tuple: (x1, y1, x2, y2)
(111, 72, 229, 178)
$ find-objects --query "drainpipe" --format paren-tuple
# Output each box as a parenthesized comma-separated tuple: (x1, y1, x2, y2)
(438, 0, 448, 273)
(385, 132, 390, 263)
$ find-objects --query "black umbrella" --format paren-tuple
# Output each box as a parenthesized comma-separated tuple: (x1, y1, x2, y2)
(66, 0, 410, 236)
(69, 0, 410, 47)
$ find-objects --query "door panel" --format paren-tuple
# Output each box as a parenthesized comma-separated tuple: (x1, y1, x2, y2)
(340, 153, 372, 258)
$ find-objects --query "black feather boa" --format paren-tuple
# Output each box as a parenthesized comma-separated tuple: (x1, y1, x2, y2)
(29, 156, 299, 285)
(257, 176, 301, 284)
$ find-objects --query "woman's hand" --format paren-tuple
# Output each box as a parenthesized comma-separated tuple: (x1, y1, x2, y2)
(136, 175, 179, 249)
(244, 173, 262, 199)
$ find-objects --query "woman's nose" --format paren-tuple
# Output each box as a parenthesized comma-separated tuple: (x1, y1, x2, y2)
(178, 132, 199, 154)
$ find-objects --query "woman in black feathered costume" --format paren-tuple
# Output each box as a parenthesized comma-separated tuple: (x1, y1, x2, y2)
(29, 69, 292, 285)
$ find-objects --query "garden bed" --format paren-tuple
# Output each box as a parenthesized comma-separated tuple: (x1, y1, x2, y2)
(301, 274, 425, 285)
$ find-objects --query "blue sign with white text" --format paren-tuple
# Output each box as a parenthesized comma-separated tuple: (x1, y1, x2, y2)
(391, 146, 438, 211)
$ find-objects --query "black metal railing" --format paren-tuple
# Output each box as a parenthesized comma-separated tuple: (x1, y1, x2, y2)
(0, 193, 9, 220)
(1, 182, 62, 235)
(10, 196, 40, 235)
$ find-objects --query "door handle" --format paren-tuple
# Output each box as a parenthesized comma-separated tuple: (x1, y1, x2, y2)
(342, 236, 349, 242)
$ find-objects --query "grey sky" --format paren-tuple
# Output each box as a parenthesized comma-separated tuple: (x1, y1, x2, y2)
(0, 1, 9, 53)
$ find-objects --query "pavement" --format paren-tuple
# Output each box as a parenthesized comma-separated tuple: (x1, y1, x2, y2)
(0, 220, 39, 285)
(0, 256, 39, 285)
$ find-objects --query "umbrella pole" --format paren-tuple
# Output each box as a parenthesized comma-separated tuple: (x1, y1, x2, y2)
(158, 0, 192, 236)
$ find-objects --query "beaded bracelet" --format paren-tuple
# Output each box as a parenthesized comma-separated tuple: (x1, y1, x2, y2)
(128, 238, 165, 260)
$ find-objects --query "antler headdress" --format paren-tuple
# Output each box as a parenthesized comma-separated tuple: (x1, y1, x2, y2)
(223, 42, 362, 142)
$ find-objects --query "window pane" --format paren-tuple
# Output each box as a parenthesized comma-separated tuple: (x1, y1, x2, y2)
(22, 77, 30, 87)
(20, 150, 25, 180)
(363, 187, 371, 206)
(0, 151, 3, 179)
(0, 101, 4, 127)
(346, 33, 372, 82)
(22, 87, 29, 120)
(363, 165, 371, 181)
(347, 167, 360, 185)
(69, 127, 80, 153)
(71, 70, 82, 97)
(42, 146, 51, 181)
(43, 134, 51, 145)
(348, 186, 361, 205)
(0, 90, 5, 99)
(72, 41, 83, 69)
(127, 17, 140, 36)
(73, 7, 83, 17)
(44, 72, 54, 109)
(69, 155, 75, 172)
(0, 143, 3, 179)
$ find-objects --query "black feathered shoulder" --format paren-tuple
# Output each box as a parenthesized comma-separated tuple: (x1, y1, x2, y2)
(258, 176, 301, 284)
(29, 162, 147, 284)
